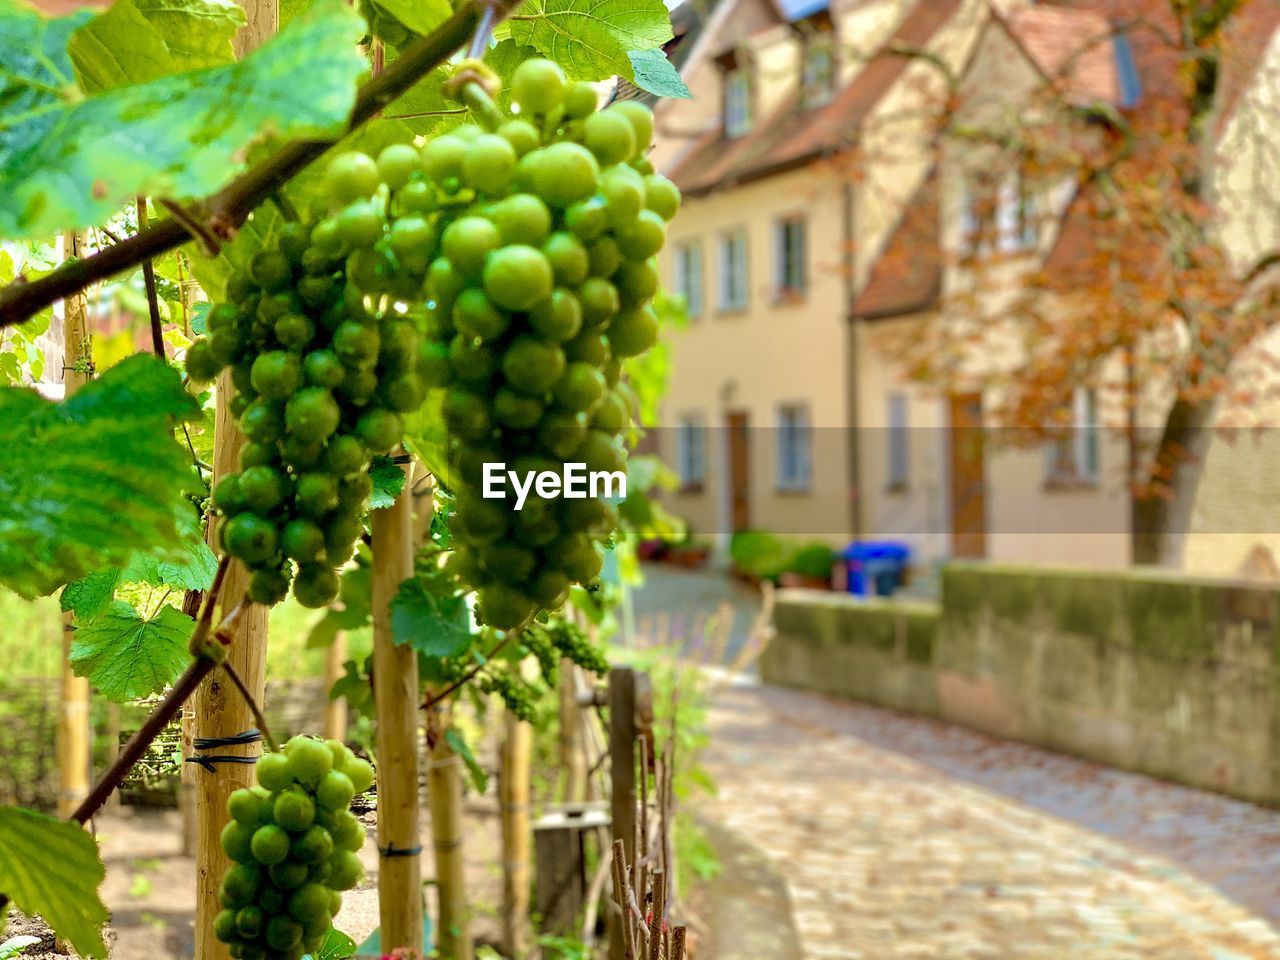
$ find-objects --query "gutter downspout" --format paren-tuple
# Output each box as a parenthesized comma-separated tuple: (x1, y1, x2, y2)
(843, 177, 864, 542)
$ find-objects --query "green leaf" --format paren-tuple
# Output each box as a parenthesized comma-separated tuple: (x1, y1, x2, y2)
(390, 578, 471, 657)
(0, 355, 199, 599)
(444, 727, 488, 793)
(123, 504, 218, 592)
(371, 0, 449, 36)
(627, 48, 689, 99)
(133, 0, 245, 68)
(68, 0, 174, 92)
(502, 0, 672, 81)
(0, 0, 368, 239)
(69, 600, 193, 701)
(329, 659, 374, 717)
(402, 387, 450, 487)
(190, 300, 212, 335)
(0, 805, 110, 959)
(312, 927, 358, 960)
(369, 455, 406, 509)
(61, 569, 123, 621)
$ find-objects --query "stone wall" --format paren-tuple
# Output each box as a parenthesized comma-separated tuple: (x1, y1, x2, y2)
(764, 564, 1280, 805)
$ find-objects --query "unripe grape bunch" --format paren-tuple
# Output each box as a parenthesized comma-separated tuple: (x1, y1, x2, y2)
(186, 56, 680, 623)
(215, 736, 374, 960)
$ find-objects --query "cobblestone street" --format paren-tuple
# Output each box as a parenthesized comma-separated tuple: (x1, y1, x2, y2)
(701, 678, 1280, 960)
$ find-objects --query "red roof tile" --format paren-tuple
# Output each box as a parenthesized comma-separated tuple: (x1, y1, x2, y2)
(669, 0, 963, 195)
(852, 168, 941, 320)
(1003, 5, 1118, 104)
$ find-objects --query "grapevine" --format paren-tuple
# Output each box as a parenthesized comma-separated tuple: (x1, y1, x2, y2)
(215, 736, 374, 960)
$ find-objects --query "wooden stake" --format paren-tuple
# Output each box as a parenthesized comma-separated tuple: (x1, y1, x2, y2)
(608, 668, 638, 960)
(427, 702, 473, 960)
(371, 462, 424, 954)
(500, 706, 532, 957)
(559, 657, 586, 803)
(57, 230, 91, 821)
(323, 630, 349, 741)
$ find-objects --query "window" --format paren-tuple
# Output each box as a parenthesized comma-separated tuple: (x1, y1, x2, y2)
(887, 392, 909, 490)
(725, 69, 752, 137)
(718, 229, 749, 311)
(1046, 388, 1099, 484)
(674, 240, 704, 318)
(961, 178, 994, 256)
(996, 171, 1038, 253)
(802, 38, 835, 108)
(676, 414, 706, 490)
(775, 217, 806, 297)
(777, 404, 812, 492)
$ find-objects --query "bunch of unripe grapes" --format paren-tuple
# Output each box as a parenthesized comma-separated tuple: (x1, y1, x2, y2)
(215, 736, 375, 960)
(410, 60, 680, 630)
(185, 215, 425, 608)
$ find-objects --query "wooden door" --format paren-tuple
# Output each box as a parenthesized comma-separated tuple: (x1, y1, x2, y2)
(948, 393, 986, 558)
(726, 411, 750, 532)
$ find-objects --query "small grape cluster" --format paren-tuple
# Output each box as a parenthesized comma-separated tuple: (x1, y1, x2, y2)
(478, 668, 541, 722)
(413, 60, 680, 631)
(215, 736, 374, 960)
(522, 616, 610, 685)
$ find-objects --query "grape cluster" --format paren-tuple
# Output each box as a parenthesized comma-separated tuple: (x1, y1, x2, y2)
(417, 60, 680, 630)
(479, 668, 541, 722)
(215, 736, 374, 960)
(185, 215, 425, 608)
(522, 616, 610, 684)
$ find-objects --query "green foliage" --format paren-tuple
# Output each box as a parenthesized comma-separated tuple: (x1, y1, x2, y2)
(368, 456, 407, 509)
(313, 927, 358, 959)
(0, 0, 367, 238)
(444, 727, 488, 793)
(0, 354, 199, 599)
(390, 576, 472, 657)
(133, 0, 246, 68)
(501, 0, 673, 88)
(0, 805, 110, 958)
(68, 600, 194, 701)
(0, 250, 50, 386)
(627, 48, 690, 99)
(786, 543, 835, 581)
(0, 936, 41, 960)
(729, 531, 789, 581)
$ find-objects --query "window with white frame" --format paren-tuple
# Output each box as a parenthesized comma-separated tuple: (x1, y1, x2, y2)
(887, 392, 909, 489)
(674, 240, 704, 318)
(676, 414, 706, 489)
(775, 217, 806, 297)
(718, 229, 749, 311)
(996, 169, 1038, 253)
(1046, 388, 1099, 483)
(725, 69, 752, 138)
(777, 404, 812, 492)
(802, 38, 835, 108)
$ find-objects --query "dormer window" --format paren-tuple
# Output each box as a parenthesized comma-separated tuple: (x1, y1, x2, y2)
(725, 68, 752, 137)
(802, 36, 835, 108)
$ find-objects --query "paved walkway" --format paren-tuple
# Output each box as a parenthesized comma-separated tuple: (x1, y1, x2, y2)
(701, 678, 1280, 960)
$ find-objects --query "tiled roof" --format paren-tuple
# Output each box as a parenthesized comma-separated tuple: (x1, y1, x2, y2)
(851, 168, 941, 320)
(1003, 5, 1118, 104)
(613, 0, 713, 106)
(1216, 0, 1280, 132)
(669, 0, 964, 195)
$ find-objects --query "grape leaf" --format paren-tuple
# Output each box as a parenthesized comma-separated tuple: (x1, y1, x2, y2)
(132, 0, 245, 68)
(61, 569, 124, 621)
(371, 0, 450, 36)
(403, 387, 450, 488)
(313, 927, 359, 960)
(369, 455, 406, 509)
(0, 355, 199, 599)
(501, 0, 672, 81)
(627, 48, 690, 99)
(0, 0, 367, 239)
(444, 727, 488, 793)
(390, 578, 472, 657)
(123, 505, 219, 592)
(68, 0, 174, 92)
(0, 805, 110, 959)
(69, 600, 193, 701)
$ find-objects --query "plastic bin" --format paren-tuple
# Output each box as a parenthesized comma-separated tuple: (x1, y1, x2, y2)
(840, 541, 911, 596)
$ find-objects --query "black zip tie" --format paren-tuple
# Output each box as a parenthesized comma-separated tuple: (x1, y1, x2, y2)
(391, 453, 413, 464)
(379, 842, 422, 858)
(187, 728, 263, 774)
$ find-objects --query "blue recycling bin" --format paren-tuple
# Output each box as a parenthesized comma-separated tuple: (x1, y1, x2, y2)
(840, 541, 911, 596)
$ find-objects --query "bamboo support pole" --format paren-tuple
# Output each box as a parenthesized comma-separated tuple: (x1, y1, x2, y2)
(323, 630, 349, 741)
(427, 703, 472, 960)
(192, 13, 274, 958)
(56, 231, 92, 821)
(371, 460, 424, 953)
(500, 706, 532, 957)
(558, 658, 587, 803)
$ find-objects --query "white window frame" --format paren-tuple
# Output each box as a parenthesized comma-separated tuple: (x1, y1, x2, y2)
(996, 170, 1038, 253)
(676, 414, 706, 489)
(1046, 388, 1100, 484)
(777, 404, 812, 492)
(674, 240, 704, 319)
(775, 217, 807, 297)
(718, 229, 749, 312)
(887, 392, 909, 490)
(725, 69, 752, 138)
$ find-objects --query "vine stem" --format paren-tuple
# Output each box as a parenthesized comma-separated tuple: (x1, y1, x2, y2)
(420, 621, 525, 712)
(0, 0, 524, 328)
(221, 660, 280, 752)
(136, 196, 166, 361)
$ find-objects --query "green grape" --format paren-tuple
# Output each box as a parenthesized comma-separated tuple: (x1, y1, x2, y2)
(511, 58, 567, 114)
